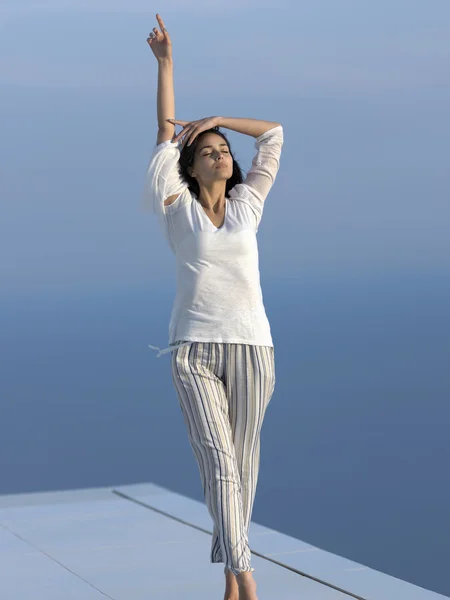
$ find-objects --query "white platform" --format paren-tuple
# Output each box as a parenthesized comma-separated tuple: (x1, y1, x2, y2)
(0, 482, 447, 599)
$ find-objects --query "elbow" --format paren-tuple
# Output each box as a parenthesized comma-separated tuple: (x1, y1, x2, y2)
(157, 125, 176, 145)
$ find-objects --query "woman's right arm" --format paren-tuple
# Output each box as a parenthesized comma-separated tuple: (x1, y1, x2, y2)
(145, 13, 186, 208)
(156, 58, 175, 145)
(147, 14, 175, 145)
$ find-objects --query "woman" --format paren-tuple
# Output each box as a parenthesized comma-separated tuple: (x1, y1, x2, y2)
(144, 14, 283, 600)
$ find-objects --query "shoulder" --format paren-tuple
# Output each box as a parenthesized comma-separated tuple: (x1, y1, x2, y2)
(228, 183, 263, 203)
(152, 138, 181, 158)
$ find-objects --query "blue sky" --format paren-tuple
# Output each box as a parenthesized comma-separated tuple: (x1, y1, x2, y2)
(1, 0, 449, 296)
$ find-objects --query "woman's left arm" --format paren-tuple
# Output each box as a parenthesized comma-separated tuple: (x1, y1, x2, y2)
(169, 116, 281, 147)
(217, 117, 281, 139)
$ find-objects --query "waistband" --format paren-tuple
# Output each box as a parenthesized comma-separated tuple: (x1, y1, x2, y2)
(148, 341, 192, 358)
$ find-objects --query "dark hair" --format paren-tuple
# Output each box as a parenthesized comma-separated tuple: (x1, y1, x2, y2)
(178, 127, 244, 199)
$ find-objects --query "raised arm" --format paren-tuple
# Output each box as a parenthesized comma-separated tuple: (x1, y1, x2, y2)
(147, 14, 175, 145)
(216, 117, 281, 139)
(145, 13, 187, 209)
(215, 118, 283, 204)
(171, 116, 282, 146)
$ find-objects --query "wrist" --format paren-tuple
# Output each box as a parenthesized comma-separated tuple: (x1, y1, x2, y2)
(157, 57, 173, 67)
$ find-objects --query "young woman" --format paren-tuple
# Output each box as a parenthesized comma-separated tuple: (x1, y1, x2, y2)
(144, 14, 283, 600)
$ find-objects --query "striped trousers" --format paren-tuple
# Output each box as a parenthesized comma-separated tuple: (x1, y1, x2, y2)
(171, 341, 276, 576)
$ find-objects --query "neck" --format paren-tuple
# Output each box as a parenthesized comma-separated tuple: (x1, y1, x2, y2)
(197, 183, 227, 211)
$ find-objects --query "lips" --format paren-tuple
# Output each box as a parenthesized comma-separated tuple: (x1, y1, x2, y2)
(216, 163, 227, 169)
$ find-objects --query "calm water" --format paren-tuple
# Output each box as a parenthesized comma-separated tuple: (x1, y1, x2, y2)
(1, 269, 449, 596)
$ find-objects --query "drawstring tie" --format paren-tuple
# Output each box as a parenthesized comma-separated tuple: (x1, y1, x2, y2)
(148, 341, 191, 358)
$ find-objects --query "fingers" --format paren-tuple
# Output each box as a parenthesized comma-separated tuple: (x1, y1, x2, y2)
(147, 14, 167, 42)
(182, 126, 198, 147)
(180, 124, 202, 147)
(187, 131, 199, 146)
(167, 119, 189, 126)
(169, 118, 202, 146)
(156, 13, 170, 39)
(153, 26, 163, 41)
(172, 126, 191, 144)
(147, 28, 160, 44)
(156, 14, 165, 31)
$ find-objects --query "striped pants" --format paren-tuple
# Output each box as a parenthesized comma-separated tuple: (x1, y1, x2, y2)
(171, 341, 276, 576)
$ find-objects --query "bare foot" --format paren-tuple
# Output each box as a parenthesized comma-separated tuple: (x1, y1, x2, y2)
(224, 566, 239, 600)
(236, 571, 258, 600)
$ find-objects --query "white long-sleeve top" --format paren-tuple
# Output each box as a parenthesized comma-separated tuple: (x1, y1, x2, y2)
(141, 124, 284, 358)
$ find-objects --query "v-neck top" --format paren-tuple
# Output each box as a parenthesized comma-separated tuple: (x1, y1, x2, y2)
(140, 124, 284, 358)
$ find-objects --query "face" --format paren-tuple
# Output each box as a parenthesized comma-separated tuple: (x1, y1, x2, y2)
(188, 133, 232, 184)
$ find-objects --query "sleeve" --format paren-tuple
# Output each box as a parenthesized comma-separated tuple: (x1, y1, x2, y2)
(139, 138, 189, 217)
(228, 124, 284, 229)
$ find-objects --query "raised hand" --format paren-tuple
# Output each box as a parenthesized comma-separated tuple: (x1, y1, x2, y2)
(167, 116, 221, 147)
(147, 13, 172, 62)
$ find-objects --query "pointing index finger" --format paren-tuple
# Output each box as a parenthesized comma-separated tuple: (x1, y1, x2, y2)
(156, 14, 166, 31)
